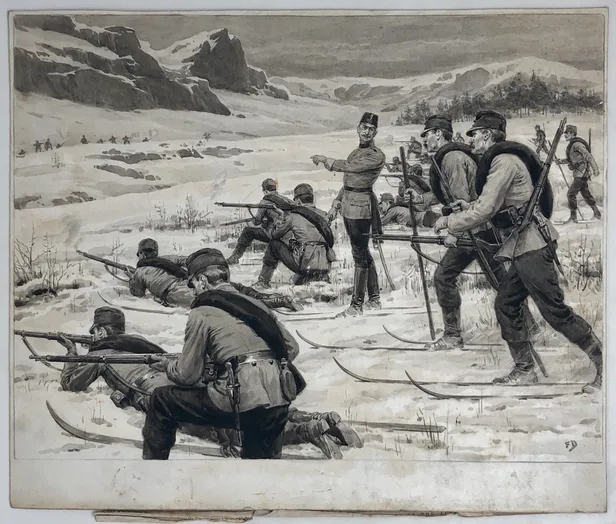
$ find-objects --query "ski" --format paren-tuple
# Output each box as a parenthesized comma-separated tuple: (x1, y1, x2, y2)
(333, 358, 585, 388)
(296, 330, 426, 351)
(45, 401, 320, 461)
(276, 305, 422, 317)
(283, 311, 404, 323)
(553, 220, 596, 226)
(404, 371, 582, 400)
(343, 419, 445, 433)
(383, 325, 503, 347)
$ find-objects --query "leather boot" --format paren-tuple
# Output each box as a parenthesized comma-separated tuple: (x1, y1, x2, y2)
(591, 204, 602, 219)
(282, 419, 342, 459)
(290, 410, 363, 448)
(563, 210, 578, 224)
(424, 307, 463, 350)
(581, 333, 603, 393)
(227, 242, 250, 265)
(266, 294, 303, 312)
(336, 266, 367, 318)
(365, 264, 381, 310)
(255, 264, 275, 289)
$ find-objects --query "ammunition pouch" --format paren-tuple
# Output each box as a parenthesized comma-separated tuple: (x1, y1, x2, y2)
(110, 390, 131, 409)
(279, 358, 298, 402)
(492, 206, 524, 229)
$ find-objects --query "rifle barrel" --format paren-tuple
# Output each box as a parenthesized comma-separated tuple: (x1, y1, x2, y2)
(371, 233, 473, 248)
(77, 250, 134, 272)
(29, 354, 167, 364)
(15, 330, 93, 345)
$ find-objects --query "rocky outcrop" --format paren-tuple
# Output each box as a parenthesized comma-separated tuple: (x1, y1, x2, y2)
(14, 15, 230, 115)
(248, 66, 267, 89)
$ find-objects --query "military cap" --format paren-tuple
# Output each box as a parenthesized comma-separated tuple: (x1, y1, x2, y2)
(294, 183, 314, 199)
(89, 307, 125, 334)
(137, 238, 158, 256)
(393, 156, 400, 163)
(565, 124, 578, 135)
(380, 193, 395, 204)
(466, 110, 507, 136)
(186, 248, 228, 288)
(420, 114, 453, 137)
(262, 178, 277, 191)
(360, 112, 379, 127)
(535, 125, 541, 129)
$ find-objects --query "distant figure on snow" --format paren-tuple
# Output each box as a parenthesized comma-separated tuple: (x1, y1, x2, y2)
(81, 135, 89, 145)
(44, 138, 52, 151)
(109, 135, 117, 144)
(407, 136, 423, 158)
(123, 135, 131, 144)
(143, 137, 149, 142)
(97, 138, 104, 144)
(533, 125, 548, 156)
(17, 149, 26, 157)
(33, 140, 42, 153)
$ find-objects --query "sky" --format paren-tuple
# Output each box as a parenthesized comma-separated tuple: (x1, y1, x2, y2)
(76, 13, 606, 79)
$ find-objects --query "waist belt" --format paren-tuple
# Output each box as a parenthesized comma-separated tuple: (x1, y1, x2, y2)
(303, 241, 328, 246)
(217, 351, 276, 375)
(343, 186, 373, 193)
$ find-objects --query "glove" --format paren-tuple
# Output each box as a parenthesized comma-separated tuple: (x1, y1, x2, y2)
(405, 188, 424, 205)
(433, 216, 449, 234)
(443, 234, 459, 248)
(149, 356, 171, 372)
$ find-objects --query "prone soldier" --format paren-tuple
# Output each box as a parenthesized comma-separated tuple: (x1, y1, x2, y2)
(434, 110, 602, 392)
(54, 307, 360, 459)
(226, 178, 294, 265)
(255, 183, 335, 288)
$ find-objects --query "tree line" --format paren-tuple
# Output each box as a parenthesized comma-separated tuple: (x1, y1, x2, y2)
(395, 72, 604, 125)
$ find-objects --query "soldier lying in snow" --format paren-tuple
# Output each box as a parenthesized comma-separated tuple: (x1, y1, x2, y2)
(127, 238, 302, 311)
(56, 307, 362, 459)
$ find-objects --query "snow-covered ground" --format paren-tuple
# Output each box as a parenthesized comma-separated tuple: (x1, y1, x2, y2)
(11, 96, 605, 463)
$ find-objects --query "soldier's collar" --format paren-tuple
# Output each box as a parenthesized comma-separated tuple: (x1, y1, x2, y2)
(359, 140, 374, 149)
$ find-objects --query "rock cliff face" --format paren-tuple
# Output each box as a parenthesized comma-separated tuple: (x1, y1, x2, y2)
(14, 15, 230, 114)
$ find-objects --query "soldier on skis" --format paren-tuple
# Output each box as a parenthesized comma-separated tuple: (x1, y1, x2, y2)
(311, 112, 386, 317)
(55, 306, 361, 459)
(533, 124, 548, 156)
(141, 249, 306, 459)
(557, 124, 601, 223)
(226, 178, 294, 265)
(33, 140, 42, 153)
(44, 138, 53, 151)
(420, 114, 538, 350)
(255, 183, 335, 288)
(127, 238, 301, 311)
(109, 135, 117, 144)
(434, 110, 602, 392)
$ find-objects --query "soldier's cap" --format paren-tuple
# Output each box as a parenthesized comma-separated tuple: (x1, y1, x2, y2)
(137, 238, 158, 256)
(359, 112, 378, 128)
(380, 193, 395, 203)
(535, 125, 541, 129)
(393, 156, 400, 162)
(89, 307, 125, 334)
(294, 183, 314, 199)
(420, 114, 453, 137)
(186, 248, 229, 288)
(466, 110, 507, 137)
(565, 124, 578, 135)
(262, 178, 277, 191)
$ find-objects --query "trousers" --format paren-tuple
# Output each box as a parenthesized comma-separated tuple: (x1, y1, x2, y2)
(343, 218, 379, 305)
(495, 246, 597, 367)
(567, 177, 597, 210)
(142, 385, 289, 460)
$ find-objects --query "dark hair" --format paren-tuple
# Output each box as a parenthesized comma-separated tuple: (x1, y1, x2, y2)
(296, 193, 314, 204)
(101, 324, 124, 336)
(441, 129, 453, 141)
(490, 129, 506, 142)
(200, 265, 230, 286)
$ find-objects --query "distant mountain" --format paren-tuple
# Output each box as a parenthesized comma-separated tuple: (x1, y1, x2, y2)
(13, 15, 289, 115)
(271, 57, 603, 112)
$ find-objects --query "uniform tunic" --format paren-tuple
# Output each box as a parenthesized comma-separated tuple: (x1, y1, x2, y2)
(129, 255, 187, 300)
(567, 141, 599, 179)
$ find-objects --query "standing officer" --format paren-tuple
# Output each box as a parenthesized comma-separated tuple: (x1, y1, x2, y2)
(434, 110, 602, 392)
(557, 124, 601, 223)
(311, 112, 386, 317)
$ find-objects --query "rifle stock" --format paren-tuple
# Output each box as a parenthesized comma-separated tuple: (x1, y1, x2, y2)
(15, 330, 93, 345)
(77, 250, 134, 273)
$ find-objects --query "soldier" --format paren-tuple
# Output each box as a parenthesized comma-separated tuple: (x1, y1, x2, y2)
(226, 178, 294, 265)
(128, 238, 300, 311)
(97, 138, 104, 144)
(557, 124, 601, 223)
(434, 110, 602, 392)
(33, 140, 42, 153)
(17, 149, 26, 157)
(420, 114, 538, 350)
(81, 135, 89, 145)
(533, 125, 548, 155)
(143, 137, 149, 142)
(385, 156, 403, 173)
(454, 132, 465, 144)
(44, 138, 52, 151)
(407, 136, 423, 158)
(123, 135, 131, 144)
(381, 180, 440, 229)
(141, 249, 301, 459)
(56, 307, 360, 459)
(255, 183, 335, 288)
(109, 135, 117, 144)
(311, 112, 386, 317)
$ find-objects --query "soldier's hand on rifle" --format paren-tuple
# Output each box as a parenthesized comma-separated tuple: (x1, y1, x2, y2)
(450, 199, 470, 212)
(433, 216, 449, 235)
(443, 234, 459, 248)
(149, 355, 171, 372)
(124, 267, 136, 278)
(405, 188, 423, 205)
(311, 155, 326, 166)
(57, 334, 78, 355)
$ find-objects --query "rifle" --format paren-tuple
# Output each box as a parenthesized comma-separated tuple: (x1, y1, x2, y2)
(371, 233, 473, 248)
(214, 202, 284, 215)
(220, 217, 253, 227)
(429, 157, 500, 289)
(400, 147, 436, 339)
(15, 330, 93, 345)
(77, 250, 135, 273)
(499, 118, 567, 272)
(29, 354, 171, 364)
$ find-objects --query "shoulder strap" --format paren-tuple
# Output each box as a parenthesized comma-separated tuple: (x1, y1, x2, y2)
(262, 192, 295, 211)
(429, 143, 477, 205)
(566, 137, 590, 159)
(136, 257, 188, 280)
(290, 207, 334, 248)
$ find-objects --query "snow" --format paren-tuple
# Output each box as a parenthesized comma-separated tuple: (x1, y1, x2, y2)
(11, 87, 605, 463)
